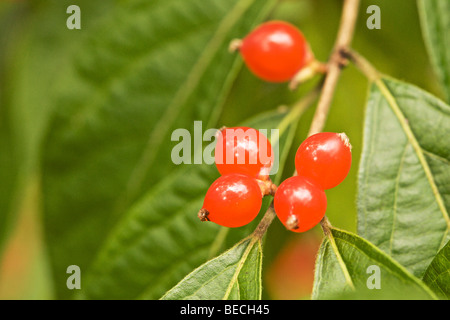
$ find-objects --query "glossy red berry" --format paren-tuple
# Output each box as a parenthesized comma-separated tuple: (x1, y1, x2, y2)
(199, 173, 263, 228)
(215, 126, 274, 180)
(295, 132, 352, 190)
(239, 21, 311, 82)
(274, 176, 327, 233)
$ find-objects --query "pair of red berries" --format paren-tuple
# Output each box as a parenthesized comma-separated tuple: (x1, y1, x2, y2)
(198, 127, 273, 228)
(275, 132, 352, 232)
(199, 129, 352, 233)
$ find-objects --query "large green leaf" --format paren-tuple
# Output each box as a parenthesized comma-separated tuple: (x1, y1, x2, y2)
(0, 2, 18, 252)
(82, 105, 304, 300)
(422, 239, 450, 299)
(0, 83, 17, 254)
(312, 228, 437, 300)
(0, 0, 114, 254)
(41, 0, 278, 298)
(418, 0, 450, 102)
(161, 237, 262, 300)
(358, 77, 450, 278)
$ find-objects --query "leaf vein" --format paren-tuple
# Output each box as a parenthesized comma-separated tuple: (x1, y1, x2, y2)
(389, 143, 409, 256)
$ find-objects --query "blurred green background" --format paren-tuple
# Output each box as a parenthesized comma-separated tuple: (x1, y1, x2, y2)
(0, 0, 442, 299)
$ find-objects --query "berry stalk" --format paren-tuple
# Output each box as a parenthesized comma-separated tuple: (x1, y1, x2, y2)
(307, 0, 361, 137)
(251, 0, 361, 239)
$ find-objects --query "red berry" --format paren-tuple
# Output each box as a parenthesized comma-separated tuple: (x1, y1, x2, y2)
(215, 126, 274, 180)
(295, 132, 352, 190)
(239, 21, 311, 82)
(274, 176, 327, 233)
(199, 174, 263, 228)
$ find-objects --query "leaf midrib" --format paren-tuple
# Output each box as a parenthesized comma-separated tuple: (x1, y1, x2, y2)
(222, 238, 260, 299)
(325, 232, 355, 290)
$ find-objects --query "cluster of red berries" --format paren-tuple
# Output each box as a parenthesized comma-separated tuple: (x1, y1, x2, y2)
(199, 128, 352, 233)
(197, 21, 352, 233)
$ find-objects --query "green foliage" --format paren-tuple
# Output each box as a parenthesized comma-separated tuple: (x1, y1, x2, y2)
(1, 0, 449, 301)
(0, 0, 115, 255)
(40, 0, 277, 299)
(357, 77, 450, 278)
(81, 107, 300, 299)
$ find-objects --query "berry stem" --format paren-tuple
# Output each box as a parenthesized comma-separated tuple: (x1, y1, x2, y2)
(250, 0, 361, 240)
(250, 88, 321, 240)
(340, 48, 381, 82)
(252, 203, 276, 240)
(306, 0, 360, 234)
(307, 0, 361, 137)
(228, 39, 243, 52)
(289, 59, 328, 90)
(319, 215, 333, 237)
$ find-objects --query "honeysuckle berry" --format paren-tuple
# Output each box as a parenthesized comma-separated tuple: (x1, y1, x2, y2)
(214, 126, 274, 180)
(295, 132, 352, 190)
(199, 173, 263, 228)
(274, 176, 327, 233)
(238, 21, 312, 82)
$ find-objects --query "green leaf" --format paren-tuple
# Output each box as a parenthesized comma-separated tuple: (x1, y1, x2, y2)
(0, 0, 115, 253)
(41, 0, 277, 298)
(0, 2, 18, 252)
(82, 106, 303, 300)
(312, 228, 437, 300)
(418, 0, 450, 102)
(161, 237, 262, 300)
(0, 103, 18, 254)
(423, 239, 450, 299)
(358, 77, 450, 278)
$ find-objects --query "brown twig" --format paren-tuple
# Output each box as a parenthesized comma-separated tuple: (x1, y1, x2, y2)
(341, 48, 381, 82)
(252, 204, 277, 240)
(308, 0, 360, 235)
(307, 0, 360, 137)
